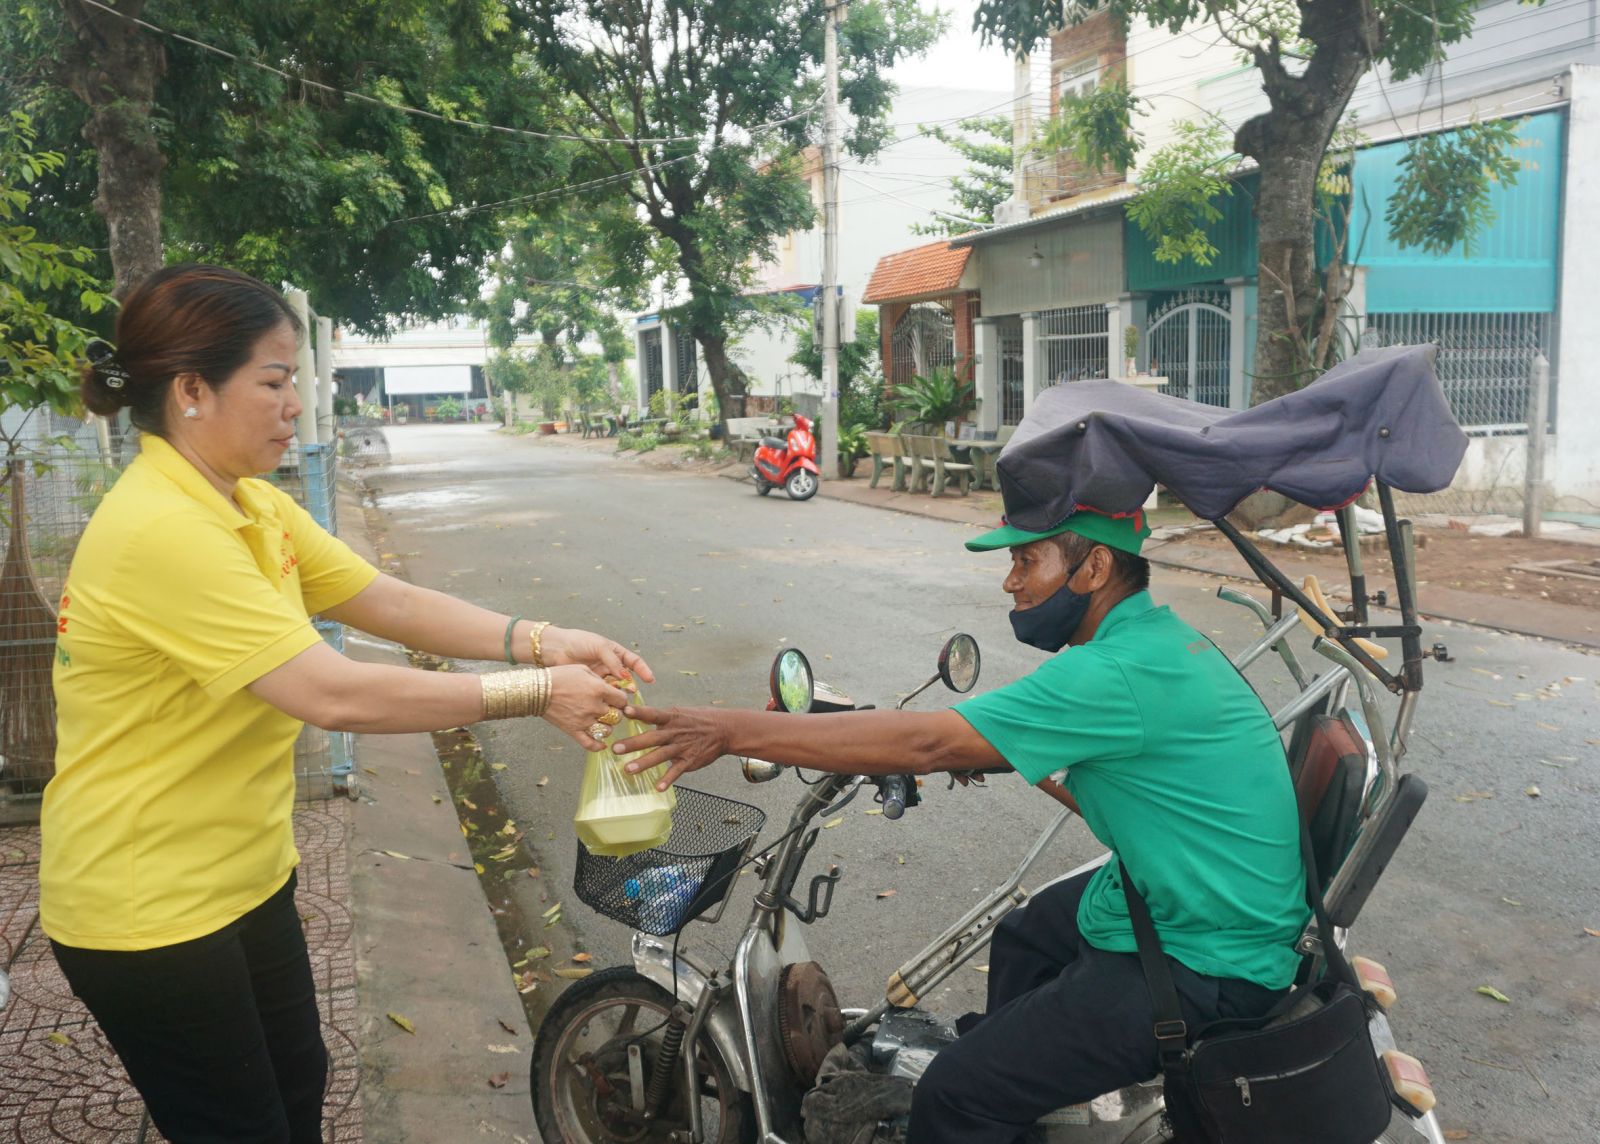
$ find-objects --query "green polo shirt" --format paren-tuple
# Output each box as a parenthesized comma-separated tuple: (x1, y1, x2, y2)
(955, 592, 1308, 989)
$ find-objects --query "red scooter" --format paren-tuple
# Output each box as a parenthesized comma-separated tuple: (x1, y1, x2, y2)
(750, 412, 819, 501)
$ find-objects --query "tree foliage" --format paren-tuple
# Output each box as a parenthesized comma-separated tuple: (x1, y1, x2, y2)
(524, 0, 941, 426)
(910, 116, 1012, 236)
(788, 307, 883, 420)
(2, 0, 563, 332)
(0, 111, 111, 421)
(1122, 120, 1234, 267)
(1386, 118, 1523, 258)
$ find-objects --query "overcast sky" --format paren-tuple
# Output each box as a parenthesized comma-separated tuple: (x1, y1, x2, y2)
(886, 0, 1015, 92)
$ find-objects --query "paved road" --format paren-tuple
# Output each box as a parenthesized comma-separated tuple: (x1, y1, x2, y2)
(366, 423, 1599, 1144)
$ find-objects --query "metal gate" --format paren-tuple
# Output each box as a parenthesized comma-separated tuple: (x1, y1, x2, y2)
(889, 303, 955, 390)
(673, 328, 697, 402)
(1147, 290, 1231, 407)
(997, 317, 1025, 425)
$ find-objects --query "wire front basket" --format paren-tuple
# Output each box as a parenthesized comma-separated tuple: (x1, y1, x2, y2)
(574, 787, 767, 937)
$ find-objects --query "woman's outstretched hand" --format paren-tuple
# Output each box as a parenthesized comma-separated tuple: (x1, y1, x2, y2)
(544, 665, 633, 751)
(611, 704, 730, 791)
(540, 626, 655, 685)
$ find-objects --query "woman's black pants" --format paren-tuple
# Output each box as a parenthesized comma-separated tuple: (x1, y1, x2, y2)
(52, 871, 328, 1144)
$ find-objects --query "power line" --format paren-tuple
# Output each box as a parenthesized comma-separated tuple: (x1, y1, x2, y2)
(74, 0, 818, 149)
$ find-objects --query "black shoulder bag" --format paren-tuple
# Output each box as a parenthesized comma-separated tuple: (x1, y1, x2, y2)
(1120, 827, 1395, 1144)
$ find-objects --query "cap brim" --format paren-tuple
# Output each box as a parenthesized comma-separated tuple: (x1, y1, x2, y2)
(964, 520, 1076, 552)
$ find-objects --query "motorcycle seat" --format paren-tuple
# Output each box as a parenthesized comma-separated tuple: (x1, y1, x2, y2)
(760, 436, 787, 450)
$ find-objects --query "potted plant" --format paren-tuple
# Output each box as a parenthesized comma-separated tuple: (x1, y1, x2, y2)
(1123, 325, 1140, 377)
(890, 368, 976, 435)
(435, 397, 463, 423)
(836, 422, 869, 478)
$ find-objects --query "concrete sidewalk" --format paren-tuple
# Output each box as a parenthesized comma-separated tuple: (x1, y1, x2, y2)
(0, 480, 535, 1143)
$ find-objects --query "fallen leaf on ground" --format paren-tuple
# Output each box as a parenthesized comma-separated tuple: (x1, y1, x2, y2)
(554, 967, 595, 980)
(1582, 927, 1600, 938)
(490, 846, 517, 861)
(572, 952, 593, 963)
(473, 863, 485, 875)
(542, 902, 562, 918)
(897, 854, 906, 865)
(432, 795, 443, 804)
(499, 821, 517, 836)
(491, 763, 508, 772)
(877, 889, 897, 899)
(527, 866, 541, 878)
(460, 797, 478, 810)
(46, 1031, 71, 1046)
(1454, 790, 1495, 802)
(864, 808, 883, 816)
(1524, 785, 1541, 798)
(487, 1043, 520, 1054)
(822, 817, 844, 829)
(679, 670, 700, 677)
(536, 776, 549, 787)
(388, 1012, 417, 1034)
(488, 1072, 510, 1089)
(362, 767, 379, 776)
(663, 623, 685, 632)
(380, 850, 412, 860)
(498, 1019, 519, 1036)
(972, 965, 990, 973)
(1475, 985, 1511, 1004)
(1486, 699, 1515, 709)
(1443, 1131, 1469, 1141)
(1536, 722, 1561, 732)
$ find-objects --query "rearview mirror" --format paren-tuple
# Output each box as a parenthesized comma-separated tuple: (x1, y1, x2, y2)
(939, 633, 981, 693)
(770, 648, 814, 714)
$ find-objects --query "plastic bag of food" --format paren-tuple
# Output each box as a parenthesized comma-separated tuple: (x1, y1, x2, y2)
(574, 678, 676, 858)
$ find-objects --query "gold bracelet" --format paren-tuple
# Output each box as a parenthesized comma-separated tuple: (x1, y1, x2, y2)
(528, 621, 552, 668)
(479, 668, 550, 721)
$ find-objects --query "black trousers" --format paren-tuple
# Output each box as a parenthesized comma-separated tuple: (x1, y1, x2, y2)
(907, 870, 1283, 1144)
(52, 871, 328, 1144)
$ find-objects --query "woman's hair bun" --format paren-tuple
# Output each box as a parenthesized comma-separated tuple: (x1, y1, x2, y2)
(81, 338, 134, 416)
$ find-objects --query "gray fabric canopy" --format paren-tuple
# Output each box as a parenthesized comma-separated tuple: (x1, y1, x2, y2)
(993, 344, 1468, 526)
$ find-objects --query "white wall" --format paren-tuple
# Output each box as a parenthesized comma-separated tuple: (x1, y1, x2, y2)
(333, 319, 544, 370)
(1554, 65, 1600, 507)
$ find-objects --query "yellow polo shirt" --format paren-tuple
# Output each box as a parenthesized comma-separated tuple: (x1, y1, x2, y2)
(41, 435, 378, 950)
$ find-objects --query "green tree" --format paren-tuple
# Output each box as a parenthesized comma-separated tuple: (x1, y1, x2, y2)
(0, 111, 112, 430)
(789, 307, 884, 425)
(976, 0, 1526, 402)
(525, 0, 941, 430)
(910, 115, 1012, 237)
(3, 1, 562, 328)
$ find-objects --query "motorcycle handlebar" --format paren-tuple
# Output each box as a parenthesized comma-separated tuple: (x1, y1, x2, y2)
(880, 775, 909, 820)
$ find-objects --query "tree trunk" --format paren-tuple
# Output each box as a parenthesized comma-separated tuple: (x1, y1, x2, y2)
(59, 0, 167, 299)
(1235, 2, 1375, 404)
(696, 332, 747, 427)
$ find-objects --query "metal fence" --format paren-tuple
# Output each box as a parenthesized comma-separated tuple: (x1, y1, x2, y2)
(1037, 303, 1110, 385)
(336, 416, 391, 465)
(1361, 313, 1553, 521)
(1364, 312, 1550, 432)
(0, 434, 354, 820)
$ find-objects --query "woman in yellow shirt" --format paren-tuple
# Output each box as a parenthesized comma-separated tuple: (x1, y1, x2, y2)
(44, 264, 648, 1144)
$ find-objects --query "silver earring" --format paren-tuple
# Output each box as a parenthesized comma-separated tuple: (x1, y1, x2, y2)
(184, 406, 200, 419)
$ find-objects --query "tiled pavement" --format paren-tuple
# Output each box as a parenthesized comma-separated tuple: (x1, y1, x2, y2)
(0, 804, 364, 1143)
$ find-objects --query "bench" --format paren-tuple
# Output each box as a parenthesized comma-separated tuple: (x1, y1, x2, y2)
(865, 431, 913, 491)
(904, 434, 975, 497)
(726, 416, 783, 463)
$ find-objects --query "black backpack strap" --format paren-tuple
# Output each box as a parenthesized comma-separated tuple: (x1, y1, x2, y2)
(1119, 860, 1189, 1068)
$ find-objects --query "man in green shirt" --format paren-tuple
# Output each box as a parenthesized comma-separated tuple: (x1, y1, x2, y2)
(616, 508, 1308, 1143)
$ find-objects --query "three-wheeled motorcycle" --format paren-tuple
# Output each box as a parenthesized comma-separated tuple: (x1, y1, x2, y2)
(533, 346, 1464, 1144)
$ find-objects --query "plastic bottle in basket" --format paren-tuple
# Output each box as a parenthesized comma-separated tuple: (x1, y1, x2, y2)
(574, 681, 677, 858)
(625, 864, 698, 933)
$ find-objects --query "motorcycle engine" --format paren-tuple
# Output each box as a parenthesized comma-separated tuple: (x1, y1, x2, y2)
(778, 961, 845, 1087)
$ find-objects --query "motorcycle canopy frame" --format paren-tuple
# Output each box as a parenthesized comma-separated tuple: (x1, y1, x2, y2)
(991, 344, 1467, 698)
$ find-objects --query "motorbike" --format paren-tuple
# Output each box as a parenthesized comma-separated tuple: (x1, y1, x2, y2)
(531, 558, 1446, 1141)
(534, 352, 1459, 1144)
(751, 413, 819, 501)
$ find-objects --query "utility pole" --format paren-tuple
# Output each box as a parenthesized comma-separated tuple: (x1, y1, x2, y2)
(821, 0, 845, 482)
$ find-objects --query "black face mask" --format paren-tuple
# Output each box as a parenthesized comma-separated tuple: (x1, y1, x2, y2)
(1009, 553, 1091, 653)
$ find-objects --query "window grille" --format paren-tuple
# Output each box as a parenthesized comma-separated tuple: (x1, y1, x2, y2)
(641, 328, 664, 401)
(1037, 304, 1110, 386)
(1363, 312, 1549, 432)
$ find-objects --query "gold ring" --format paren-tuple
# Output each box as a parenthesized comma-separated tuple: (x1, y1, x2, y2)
(588, 722, 612, 741)
(598, 708, 622, 726)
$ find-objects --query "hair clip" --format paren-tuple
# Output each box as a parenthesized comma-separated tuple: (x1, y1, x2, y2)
(86, 338, 131, 389)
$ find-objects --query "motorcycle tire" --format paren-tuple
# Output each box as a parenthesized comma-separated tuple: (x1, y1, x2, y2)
(785, 469, 818, 501)
(755, 478, 774, 496)
(532, 966, 755, 1144)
